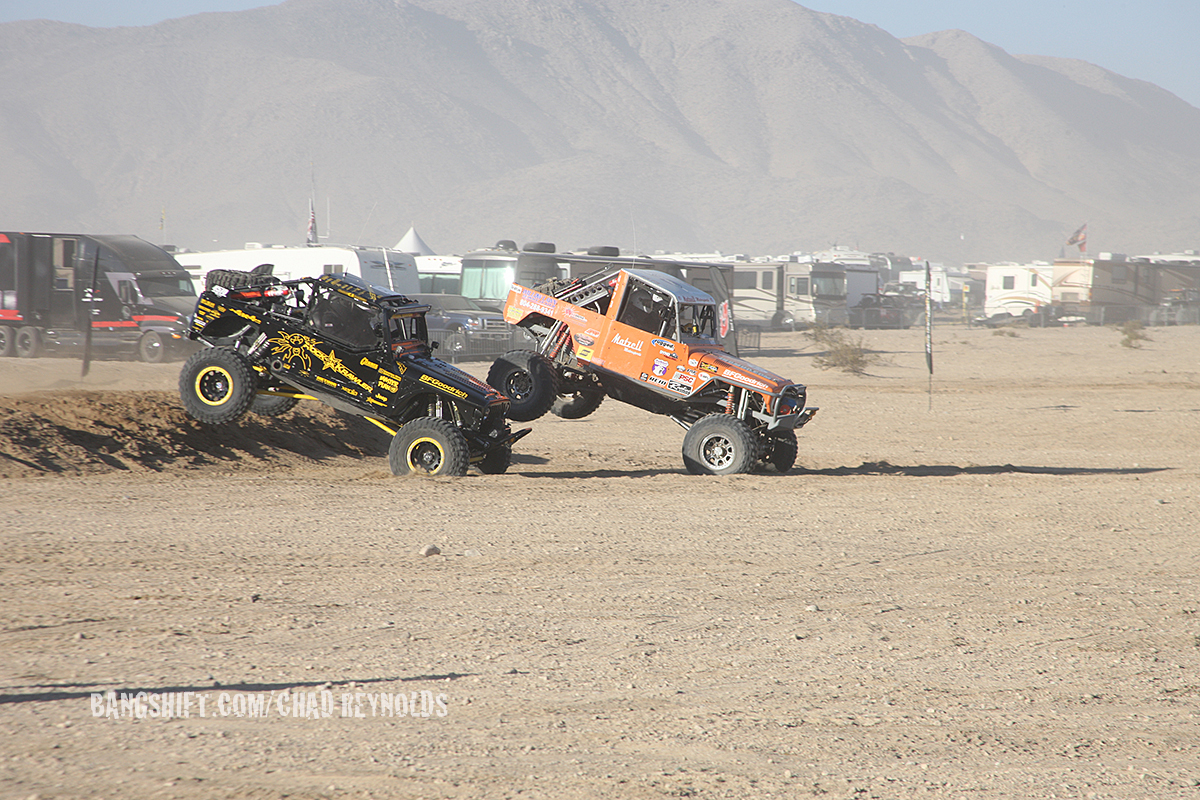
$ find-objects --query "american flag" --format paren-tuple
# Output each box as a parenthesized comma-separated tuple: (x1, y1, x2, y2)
(1066, 223, 1087, 252)
(306, 198, 318, 245)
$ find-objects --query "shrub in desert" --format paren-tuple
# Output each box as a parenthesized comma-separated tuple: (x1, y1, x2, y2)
(804, 325, 876, 374)
(1117, 320, 1151, 348)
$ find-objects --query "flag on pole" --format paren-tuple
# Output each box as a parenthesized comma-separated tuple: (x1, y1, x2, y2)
(924, 260, 933, 376)
(1066, 223, 1087, 252)
(306, 198, 319, 245)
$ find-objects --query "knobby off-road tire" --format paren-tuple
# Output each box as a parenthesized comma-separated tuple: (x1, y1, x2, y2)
(179, 347, 257, 425)
(0, 326, 15, 357)
(551, 387, 604, 419)
(487, 350, 558, 422)
(250, 394, 300, 417)
(682, 414, 758, 476)
(477, 445, 512, 475)
(389, 417, 470, 476)
(763, 429, 798, 474)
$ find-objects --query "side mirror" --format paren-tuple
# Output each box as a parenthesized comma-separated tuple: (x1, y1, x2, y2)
(118, 280, 138, 305)
(430, 341, 440, 351)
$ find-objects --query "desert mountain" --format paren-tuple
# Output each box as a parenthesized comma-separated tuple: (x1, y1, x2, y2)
(1, 0, 1197, 263)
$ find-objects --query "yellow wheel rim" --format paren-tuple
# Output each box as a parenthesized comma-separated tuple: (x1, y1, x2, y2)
(195, 365, 235, 406)
(405, 436, 446, 474)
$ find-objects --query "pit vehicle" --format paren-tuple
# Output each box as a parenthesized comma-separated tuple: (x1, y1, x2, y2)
(488, 267, 817, 475)
(0, 232, 195, 362)
(181, 271, 528, 476)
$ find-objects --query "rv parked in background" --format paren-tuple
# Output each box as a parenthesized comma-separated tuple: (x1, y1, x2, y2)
(983, 263, 1053, 318)
(0, 232, 196, 361)
(416, 255, 463, 294)
(1052, 254, 1198, 324)
(176, 244, 419, 296)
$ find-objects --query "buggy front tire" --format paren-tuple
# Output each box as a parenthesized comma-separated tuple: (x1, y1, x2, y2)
(682, 414, 757, 476)
(179, 347, 257, 424)
(763, 429, 798, 474)
(477, 445, 512, 474)
(389, 417, 469, 476)
(487, 350, 558, 422)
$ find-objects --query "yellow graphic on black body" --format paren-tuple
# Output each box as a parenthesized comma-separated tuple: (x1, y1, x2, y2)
(269, 333, 316, 371)
(268, 333, 373, 392)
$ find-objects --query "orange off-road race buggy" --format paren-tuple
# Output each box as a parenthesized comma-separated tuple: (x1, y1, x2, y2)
(488, 267, 817, 475)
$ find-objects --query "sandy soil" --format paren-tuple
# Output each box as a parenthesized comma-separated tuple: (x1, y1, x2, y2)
(2, 324, 1199, 799)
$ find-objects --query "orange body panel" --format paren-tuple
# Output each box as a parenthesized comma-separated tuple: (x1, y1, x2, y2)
(503, 280, 796, 402)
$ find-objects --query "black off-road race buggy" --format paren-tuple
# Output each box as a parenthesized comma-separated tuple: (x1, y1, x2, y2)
(180, 270, 528, 476)
(489, 266, 817, 475)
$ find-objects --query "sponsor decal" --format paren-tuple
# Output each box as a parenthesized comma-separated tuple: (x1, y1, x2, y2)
(585, 329, 601, 338)
(612, 332, 644, 354)
(359, 357, 379, 370)
(671, 371, 695, 386)
(720, 368, 768, 390)
(700, 362, 718, 373)
(667, 380, 691, 395)
(651, 339, 675, 350)
(574, 334, 595, 347)
(719, 300, 730, 339)
(268, 333, 373, 392)
(566, 309, 588, 323)
(577, 346, 594, 361)
(517, 288, 558, 316)
(639, 372, 667, 387)
(688, 358, 699, 367)
(233, 308, 261, 325)
(420, 373, 469, 399)
(652, 359, 668, 377)
(727, 360, 777, 380)
(377, 376, 399, 393)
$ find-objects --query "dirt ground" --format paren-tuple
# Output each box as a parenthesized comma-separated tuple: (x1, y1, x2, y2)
(2, 323, 1199, 799)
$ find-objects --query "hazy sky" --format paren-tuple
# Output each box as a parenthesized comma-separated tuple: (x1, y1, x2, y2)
(2, 0, 1197, 108)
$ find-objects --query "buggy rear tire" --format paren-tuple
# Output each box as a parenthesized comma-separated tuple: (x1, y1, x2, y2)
(763, 429, 798, 474)
(0, 326, 14, 357)
(179, 347, 257, 424)
(682, 414, 757, 476)
(487, 350, 558, 422)
(389, 417, 469, 476)
(551, 387, 604, 419)
(251, 393, 300, 417)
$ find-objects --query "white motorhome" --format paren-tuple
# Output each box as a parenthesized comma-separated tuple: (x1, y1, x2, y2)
(416, 255, 463, 294)
(983, 263, 1053, 317)
(783, 257, 848, 326)
(176, 244, 419, 295)
(898, 266, 953, 305)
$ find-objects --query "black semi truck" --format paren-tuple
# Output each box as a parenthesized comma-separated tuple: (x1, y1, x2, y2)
(0, 232, 197, 362)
